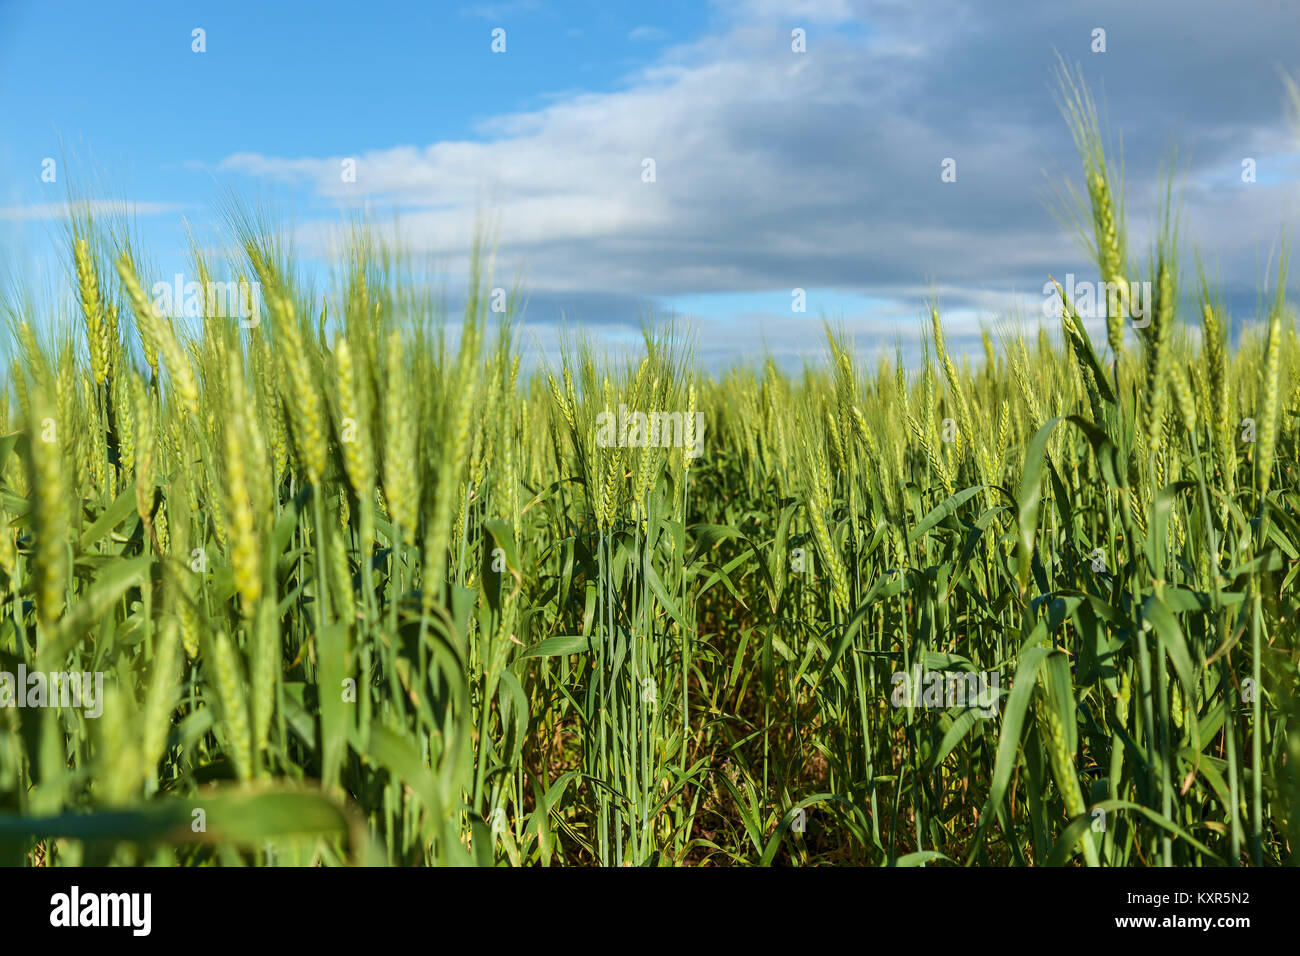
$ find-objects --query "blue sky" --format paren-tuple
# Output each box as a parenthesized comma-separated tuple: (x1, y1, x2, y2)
(0, 1, 713, 175)
(2, 0, 1298, 367)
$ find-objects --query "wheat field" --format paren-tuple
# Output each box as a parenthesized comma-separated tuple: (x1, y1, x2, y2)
(0, 75, 1297, 867)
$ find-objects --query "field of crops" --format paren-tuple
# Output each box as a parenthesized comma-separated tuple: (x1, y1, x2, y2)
(0, 78, 1297, 867)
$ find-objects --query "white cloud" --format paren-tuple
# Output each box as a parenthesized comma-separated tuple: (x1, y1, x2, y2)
(457, 1, 542, 21)
(0, 199, 185, 222)
(718, 0, 857, 25)
(213, 0, 1300, 353)
(629, 25, 669, 43)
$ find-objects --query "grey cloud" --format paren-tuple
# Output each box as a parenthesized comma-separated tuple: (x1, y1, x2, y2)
(217, 0, 1300, 360)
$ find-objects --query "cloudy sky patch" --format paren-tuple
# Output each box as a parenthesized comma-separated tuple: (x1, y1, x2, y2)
(2, 0, 1297, 366)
